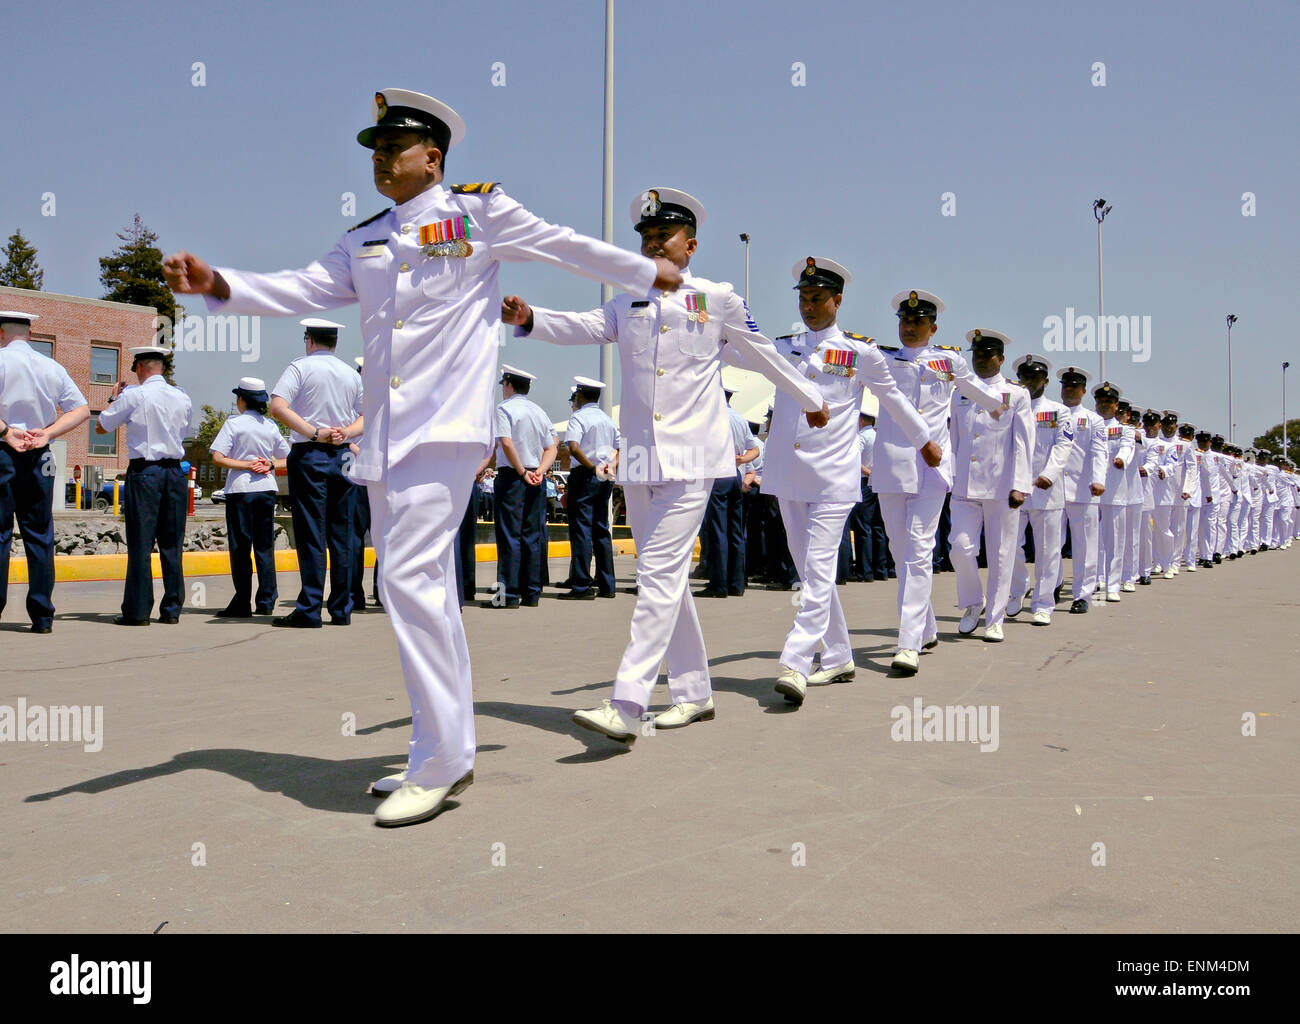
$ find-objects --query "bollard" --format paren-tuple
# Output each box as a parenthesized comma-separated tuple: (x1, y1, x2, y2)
(113, 480, 120, 517)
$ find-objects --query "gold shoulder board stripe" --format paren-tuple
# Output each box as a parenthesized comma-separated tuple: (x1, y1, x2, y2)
(451, 182, 500, 194)
(843, 332, 875, 344)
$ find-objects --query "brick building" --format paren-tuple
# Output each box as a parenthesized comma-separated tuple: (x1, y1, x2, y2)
(0, 284, 162, 482)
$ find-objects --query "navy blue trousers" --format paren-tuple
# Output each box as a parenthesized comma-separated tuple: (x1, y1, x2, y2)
(287, 444, 355, 623)
(840, 478, 888, 580)
(494, 468, 545, 602)
(123, 460, 187, 620)
(565, 465, 614, 595)
(704, 474, 746, 594)
(351, 483, 384, 608)
(226, 491, 278, 611)
(0, 446, 56, 628)
(455, 487, 478, 606)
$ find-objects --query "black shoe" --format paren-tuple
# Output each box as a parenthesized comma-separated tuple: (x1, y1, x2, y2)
(696, 588, 728, 598)
(113, 615, 150, 626)
(1053, 585, 1063, 604)
(328, 617, 351, 625)
(887, 571, 897, 579)
(158, 615, 180, 624)
(1213, 553, 1222, 564)
(254, 605, 275, 615)
(521, 597, 539, 607)
(215, 605, 253, 618)
(557, 589, 595, 601)
(30, 624, 52, 634)
(1138, 576, 1152, 585)
(1260, 543, 1270, 551)
(272, 613, 322, 628)
(727, 589, 744, 597)
(597, 590, 616, 599)
(1069, 599, 1088, 614)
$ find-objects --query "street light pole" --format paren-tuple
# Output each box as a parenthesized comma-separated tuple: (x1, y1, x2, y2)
(1284, 361, 1291, 457)
(1226, 314, 1237, 444)
(598, 0, 615, 416)
(1093, 198, 1112, 382)
(739, 233, 750, 305)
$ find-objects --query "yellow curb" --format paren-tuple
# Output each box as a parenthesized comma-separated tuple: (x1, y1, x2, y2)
(11, 538, 653, 583)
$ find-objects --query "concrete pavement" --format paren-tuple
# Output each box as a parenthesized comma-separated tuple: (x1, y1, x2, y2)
(2, 549, 1296, 932)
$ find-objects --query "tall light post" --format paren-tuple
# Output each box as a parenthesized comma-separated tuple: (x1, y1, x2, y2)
(739, 233, 750, 305)
(1284, 361, 1291, 457)
(1226, 314, 1237, 443)
(598, 0, 615, 415)
(1093, 198, 1112, 382)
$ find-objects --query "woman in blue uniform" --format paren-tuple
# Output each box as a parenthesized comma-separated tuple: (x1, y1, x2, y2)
(210, 377, 289, 616)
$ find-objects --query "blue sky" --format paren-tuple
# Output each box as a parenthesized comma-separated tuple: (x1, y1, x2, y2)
(2, 0, 1296, 441)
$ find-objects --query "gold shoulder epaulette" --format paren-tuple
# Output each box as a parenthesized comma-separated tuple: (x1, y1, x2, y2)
(843, 332, 875, 344)
(347, 208, 391, 232)
(775, 334, 797, 342)
(451, 182, 500, 194)
(879, 344, 900, 352)
(937, 343, 962, 351)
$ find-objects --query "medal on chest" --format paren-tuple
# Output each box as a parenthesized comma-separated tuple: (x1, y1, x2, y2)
(1036, 411, 1059, 428)
(684, 292, 708, 323)
(821, 348, 856, 378)
(419, 216, 472, 258)
(1107, 426, 1123, 440)
(924, 356, 955, 382)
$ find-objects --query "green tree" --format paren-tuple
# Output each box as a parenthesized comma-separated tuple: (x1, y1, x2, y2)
(1252, 420, 1300, 465)
(195, 404, 232, 449)
(99, 214, 179, 383)
(0, 229, 44, 289)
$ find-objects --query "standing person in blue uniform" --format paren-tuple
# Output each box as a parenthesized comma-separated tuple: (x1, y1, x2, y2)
(870, 289, 1002, 675)
(765, 258, 930, 704)
(502, 185, 828, 737)
(269, 317, 364, 628)
(487, 364, 557, 609)
(96, 345, 192, 625)
(843, 408, 886, 582)
(948, 329, 1033, 643)
(0, 311, 89, 633)
(210, 376, 289, 617)
(560, 375, 619, 600)
(699, 386, 760, 598)
(164, 88, 674, 826)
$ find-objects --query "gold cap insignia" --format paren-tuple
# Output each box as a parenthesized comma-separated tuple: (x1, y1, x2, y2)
(908, 290, 919, 307)
(804, 257, 816, 276)
(374, 92, 387, 119)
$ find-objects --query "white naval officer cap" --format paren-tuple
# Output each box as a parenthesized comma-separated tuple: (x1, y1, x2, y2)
(1013, 353, 1053, 375)
(301, 317, 344, 342)
(891, 289, 945, 316)
(354, 356, 364, 369)
(127, 344, 174, 364)
(499, 363, 536, 384)
(966, 329, 1012, 351)
(572, 375, 606, 391)
(1057, 365, 1093, 387)
(0, 310, 39, 328)
(630, 187, 707, 232)
(233, 376, 269, 402)
(793, 257, 852, 291)
(358, 89, 467, 151)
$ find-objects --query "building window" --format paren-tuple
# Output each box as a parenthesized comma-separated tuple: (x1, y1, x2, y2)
(91, 346, 119, 385)
(29, 338, 53, 358)
(88, 413, 116, 456)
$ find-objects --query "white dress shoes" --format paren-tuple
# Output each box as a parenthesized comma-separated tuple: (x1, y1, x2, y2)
(653, 697, 715, 728)
(374, 770, 474, 827)
(774, 664, 808, 705)
(891, 649, 919, 674)
(983, 622, 1004, 642)
(807, 661, 856, 685)
(1032, 610, 1052, 626)
(573, 699, 639, 743)
(958, 603, 985, 635)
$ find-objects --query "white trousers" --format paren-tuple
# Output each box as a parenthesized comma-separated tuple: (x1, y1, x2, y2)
(612, 480, 712, 712)
(878, 491, 945, 652)
(1216, 498, 1231, 554)
(1097, 504, 1125, 595)
(1169, 506, 1188, 568)
(950, 496, 1019, 628)
(1059, 502, 1100, 602)
(1011, 507, 1063, 615)
(1249, 501, 1261, 549)
(1139, 505, 1154, 577)
(1152, 504, 1175, 571)
(368, 442, 484, 790)
(778, 498, 855, 675)
(1183, 505, 1201, 566)
(1199, 502, 1218, 560)
(1122, 504, 1143, 584)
